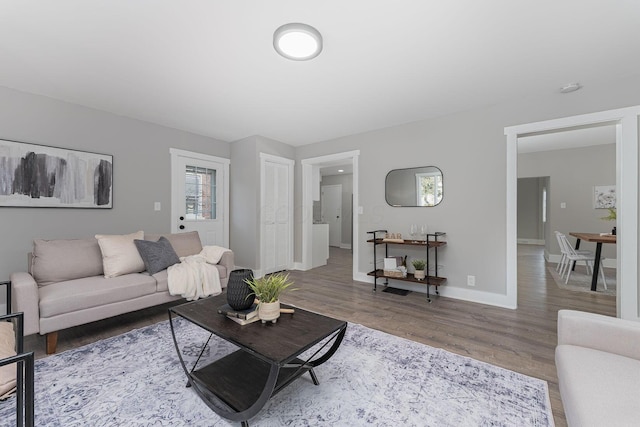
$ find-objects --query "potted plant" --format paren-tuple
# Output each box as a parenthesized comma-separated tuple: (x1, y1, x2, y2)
(600, 208, 617, 235)
(411, 259, 426, 280)
(244, 272, 295, 323)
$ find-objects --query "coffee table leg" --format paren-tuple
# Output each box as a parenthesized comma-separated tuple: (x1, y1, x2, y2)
(309, 368, 319, 385)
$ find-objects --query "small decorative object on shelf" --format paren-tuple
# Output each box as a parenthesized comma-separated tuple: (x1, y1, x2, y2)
(411, 259, 426, 280)
(382, 232, 404, 243)
(226, 269, 255, 310)
(244, 272, 296, 324)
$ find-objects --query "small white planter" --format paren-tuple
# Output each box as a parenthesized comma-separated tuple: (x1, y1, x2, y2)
(258, 301, 281, 324)
(414, 270, 425, 280)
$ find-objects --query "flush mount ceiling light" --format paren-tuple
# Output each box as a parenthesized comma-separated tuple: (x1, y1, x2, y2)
(560, 82, 582, 93)
(273, 23, 323, 61)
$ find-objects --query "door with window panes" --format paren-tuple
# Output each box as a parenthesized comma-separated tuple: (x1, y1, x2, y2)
(172, 151, 229, 248)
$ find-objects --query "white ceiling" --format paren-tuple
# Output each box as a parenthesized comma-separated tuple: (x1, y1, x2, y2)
(1, 1, 639, 146)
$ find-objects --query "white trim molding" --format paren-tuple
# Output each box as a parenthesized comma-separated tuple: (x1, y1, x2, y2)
(505, 106, 640, 320)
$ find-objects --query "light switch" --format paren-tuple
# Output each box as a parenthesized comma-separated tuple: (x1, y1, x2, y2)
(358, 206, 364, 214)
(560, 202, 566, 209)
(154, 202, 161, 211)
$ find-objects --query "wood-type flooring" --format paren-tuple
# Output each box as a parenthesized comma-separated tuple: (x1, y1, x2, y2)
(25, 244, 616, 426)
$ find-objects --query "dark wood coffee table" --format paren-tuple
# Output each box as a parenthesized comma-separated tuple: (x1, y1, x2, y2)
(168, 294, 347, 427)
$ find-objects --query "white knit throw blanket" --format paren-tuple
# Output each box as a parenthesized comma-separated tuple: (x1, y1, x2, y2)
(167, 246, 227, 300)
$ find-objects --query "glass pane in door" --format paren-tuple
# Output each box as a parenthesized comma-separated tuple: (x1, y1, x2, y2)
(185, 165, 216, 220)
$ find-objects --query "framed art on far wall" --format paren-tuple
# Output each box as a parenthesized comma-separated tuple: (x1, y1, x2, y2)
(0, 138, 113, 208)
(593, 185, 615, 209)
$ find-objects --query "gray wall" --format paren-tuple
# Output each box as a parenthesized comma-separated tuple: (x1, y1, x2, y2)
(0, 86, 230, 279)
(2, 72, 638, 307)
(519, 144, 617, 261)
(319, 173, 353, 247)
(294, 73, 640, 297)
(517, 177, 546, 241)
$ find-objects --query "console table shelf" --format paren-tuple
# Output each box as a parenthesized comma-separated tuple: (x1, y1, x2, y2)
(367, 230, 447, 302)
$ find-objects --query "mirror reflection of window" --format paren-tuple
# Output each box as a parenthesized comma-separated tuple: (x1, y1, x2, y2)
(385, 166, 443, 207)
(415, 172, 443, 206)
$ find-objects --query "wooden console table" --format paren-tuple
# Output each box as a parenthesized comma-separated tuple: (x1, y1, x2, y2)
(366, 230, 447, 302)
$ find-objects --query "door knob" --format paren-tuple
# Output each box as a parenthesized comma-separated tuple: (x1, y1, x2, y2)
(179, 225, 185, 230)
(179, 216, 185, 221)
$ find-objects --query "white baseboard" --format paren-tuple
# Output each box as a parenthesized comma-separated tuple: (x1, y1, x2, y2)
(517, 239, 545, 245)
(339, 243, 352, 250)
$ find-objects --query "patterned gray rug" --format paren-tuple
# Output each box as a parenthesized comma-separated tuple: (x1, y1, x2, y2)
(1, 318, 554, 426)
(547, 265, 616, 296)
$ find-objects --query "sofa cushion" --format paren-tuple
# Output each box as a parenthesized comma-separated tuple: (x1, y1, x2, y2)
(145, 231, 202, 258)
(96, 231, 145, 278)
(152, 270, 169, 293)
(0, 322, 16, 399)
(32, 238, 104, 286)
(556, 344, 640, 427)
(38, 273, 157, 318)
(134, 237, 180, 275)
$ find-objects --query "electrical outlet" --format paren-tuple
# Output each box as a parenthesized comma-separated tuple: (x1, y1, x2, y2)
(467, 275, 476, 287)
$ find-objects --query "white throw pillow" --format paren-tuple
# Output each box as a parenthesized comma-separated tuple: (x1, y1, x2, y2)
(95, 231, 145, 278)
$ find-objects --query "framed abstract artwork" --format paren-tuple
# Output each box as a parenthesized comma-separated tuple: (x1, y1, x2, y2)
(593, 185, 615, 209)
(0, 138, 113, 208)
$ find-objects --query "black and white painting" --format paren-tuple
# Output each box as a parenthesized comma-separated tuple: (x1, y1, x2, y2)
(0, 139, 113, 208)
(593, 185, 615, 209)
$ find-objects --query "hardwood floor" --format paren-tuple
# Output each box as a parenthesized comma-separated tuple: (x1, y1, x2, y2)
(25, 244, 615, 426)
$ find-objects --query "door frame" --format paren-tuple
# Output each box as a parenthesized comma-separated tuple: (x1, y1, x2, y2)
(170, 148, 230, 248)
(301, 150, 360, 278)
(505, 106, 640, 320)
(259, 153, 294, 277)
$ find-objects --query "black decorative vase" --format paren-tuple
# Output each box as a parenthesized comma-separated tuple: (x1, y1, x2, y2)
(226, 269, 255, 310)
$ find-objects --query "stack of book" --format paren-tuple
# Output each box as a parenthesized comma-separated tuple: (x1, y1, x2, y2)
(217, 303, 259, 325)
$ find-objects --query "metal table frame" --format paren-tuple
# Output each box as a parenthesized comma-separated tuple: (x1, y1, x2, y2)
(169, 298, 346, 426)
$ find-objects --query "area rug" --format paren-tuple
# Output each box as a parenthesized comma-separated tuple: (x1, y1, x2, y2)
(0, 319, 554, 426)
(548, 265, 616, 295)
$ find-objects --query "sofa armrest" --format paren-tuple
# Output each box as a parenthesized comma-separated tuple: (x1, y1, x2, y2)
(218, 250, 235, 274)
(557, 309, 640, 360)
(9, 273, 39, 336)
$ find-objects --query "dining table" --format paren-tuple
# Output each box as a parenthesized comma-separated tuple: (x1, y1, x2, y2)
(569, 232, 617, 291)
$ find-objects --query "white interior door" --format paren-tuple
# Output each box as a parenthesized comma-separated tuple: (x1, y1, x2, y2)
(322, 184, 342, 247)
(170, 149, 229, 247)
(261, 154, 294, 275)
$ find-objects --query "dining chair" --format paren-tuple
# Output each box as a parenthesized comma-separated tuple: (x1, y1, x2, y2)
(555, 231, 592, 277)
(558, 233, 607, 288)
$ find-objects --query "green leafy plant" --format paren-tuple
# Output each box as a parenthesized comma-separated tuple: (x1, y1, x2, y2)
(601, 207, 616, 221)
(244, 272, 296, 303)
(411, 259, 426, 271)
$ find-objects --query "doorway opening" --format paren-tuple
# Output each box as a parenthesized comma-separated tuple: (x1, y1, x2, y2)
(301, 150, 360, 279)
(506, 106, 640, 320)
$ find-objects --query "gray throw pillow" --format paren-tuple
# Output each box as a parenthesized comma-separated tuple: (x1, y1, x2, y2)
(134, 237, 181, 275)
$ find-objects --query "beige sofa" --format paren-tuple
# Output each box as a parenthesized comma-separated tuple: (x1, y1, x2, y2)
(556, 310, 640, 426)
(10, 231, 234, 354)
